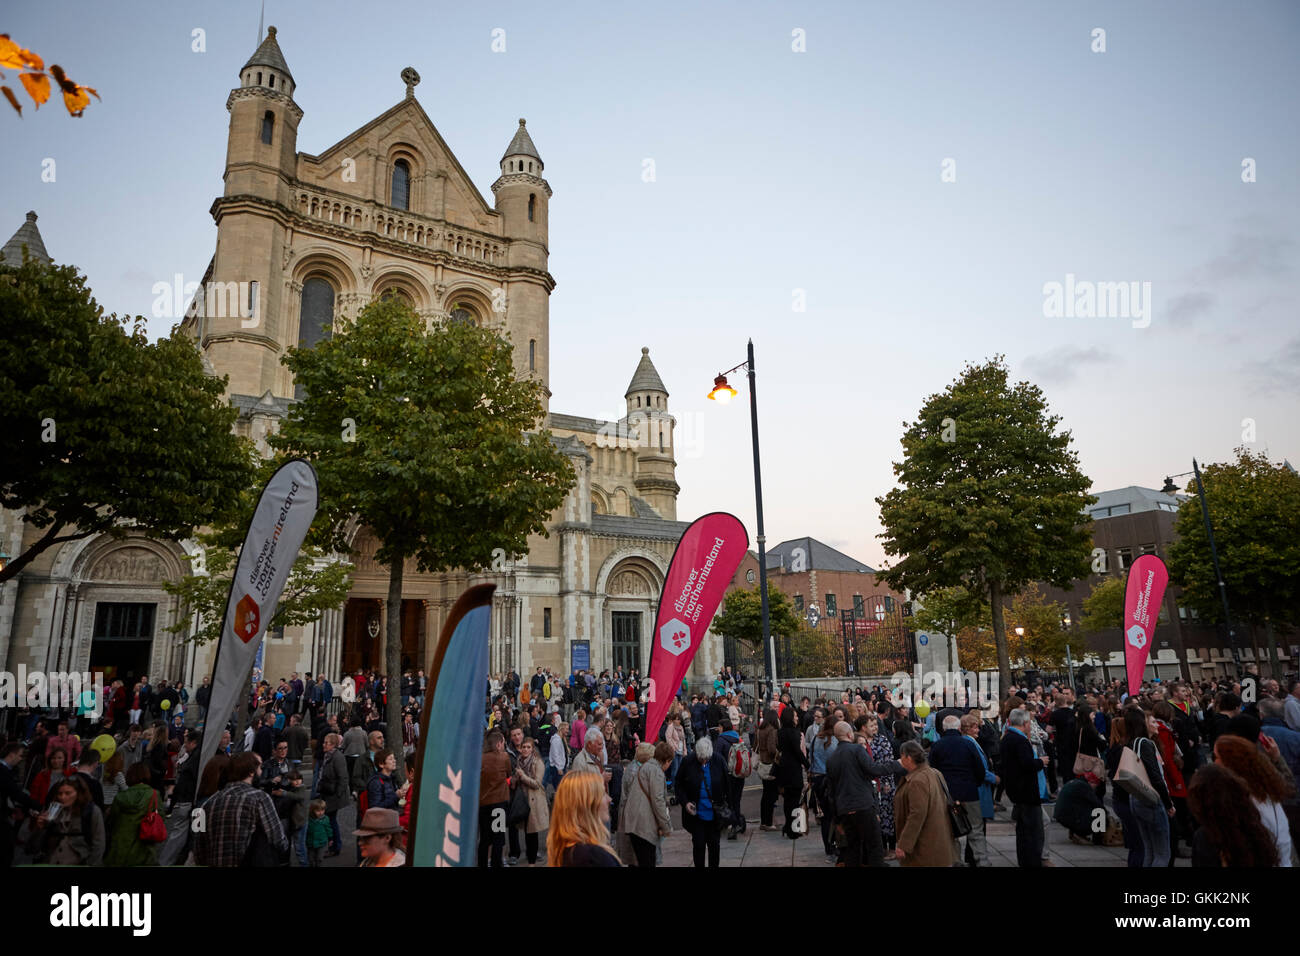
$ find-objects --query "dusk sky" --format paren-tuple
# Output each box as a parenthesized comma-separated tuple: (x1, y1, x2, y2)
(4, 1, 1297, 569)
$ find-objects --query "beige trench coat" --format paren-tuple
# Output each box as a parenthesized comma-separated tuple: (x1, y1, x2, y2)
(514, 752, 550, 833)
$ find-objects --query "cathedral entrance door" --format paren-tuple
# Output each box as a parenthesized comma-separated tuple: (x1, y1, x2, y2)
(89, 602, 155, 685)
(611, 611, 641, 675)
(342, 598, 423, 677)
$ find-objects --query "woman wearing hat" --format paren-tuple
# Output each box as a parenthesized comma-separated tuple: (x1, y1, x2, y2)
(355, 807, 405, 867)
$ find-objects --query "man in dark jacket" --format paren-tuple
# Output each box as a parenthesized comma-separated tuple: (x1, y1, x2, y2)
(705, 697, 725, 738)
(194, 677, 211, 724)
(875, 702, 899, 757)
(1, 743, 41, 867)
(160, 730, 202, 866)
(284, 713, 310, 767)
(930, 715, 990, 866)
(1047, 691, 1077, 786)
(1001, 707, 1049, 867)
(253, 712, 278, 760)
(690, 697, 708, 739)
(825, 721, 904, 867)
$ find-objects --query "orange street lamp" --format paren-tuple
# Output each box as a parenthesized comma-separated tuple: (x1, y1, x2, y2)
(707, 374, 737, 403)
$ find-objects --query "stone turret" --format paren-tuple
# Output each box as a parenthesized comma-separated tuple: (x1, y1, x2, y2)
(623, 347, 678, 518)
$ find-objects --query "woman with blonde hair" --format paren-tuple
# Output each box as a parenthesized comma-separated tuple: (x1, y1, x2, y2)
(547, 771, 620, 867)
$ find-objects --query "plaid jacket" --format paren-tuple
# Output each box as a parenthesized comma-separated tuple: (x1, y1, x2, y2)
(194, 782, 287, 867)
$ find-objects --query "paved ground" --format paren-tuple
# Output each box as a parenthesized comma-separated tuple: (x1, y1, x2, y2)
(314, 773, 1188, 868)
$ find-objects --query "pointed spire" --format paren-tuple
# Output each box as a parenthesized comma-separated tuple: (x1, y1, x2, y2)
(1, 211, 51, 265)
(501, 118, 542, 164)
(242, 25, 293, 82)
(625, 346, 668, 398)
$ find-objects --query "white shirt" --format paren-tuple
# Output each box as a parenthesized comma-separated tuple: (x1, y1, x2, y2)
(1255, 798, 1293, 867)
(549, 733, 567, 772)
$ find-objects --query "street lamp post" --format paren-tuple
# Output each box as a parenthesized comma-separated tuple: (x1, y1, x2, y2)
(709, 340, 777, 700)
(1162, 460, 1242, 677)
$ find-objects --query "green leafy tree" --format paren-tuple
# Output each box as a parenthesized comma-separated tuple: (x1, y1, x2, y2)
(914, 585, 991, 670)
(270, 297, 575, 737)
(787, 625, 845, 679)
(0, 258, 253, 584)
(876, 357, 1095, 692)
(1167, 449, 1300, 677)
(1008, 588, 1071, 673)
(954, 627, 1000, 674)
(1079, 576, 1125, 634)
(712, 585, 805, 661)
(162, 542, 352, 646)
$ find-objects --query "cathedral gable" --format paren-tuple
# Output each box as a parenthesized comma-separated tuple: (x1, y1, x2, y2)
(296, 99, 498, 232)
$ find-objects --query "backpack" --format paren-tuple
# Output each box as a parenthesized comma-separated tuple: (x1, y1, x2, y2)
(728, 739, 754, 778)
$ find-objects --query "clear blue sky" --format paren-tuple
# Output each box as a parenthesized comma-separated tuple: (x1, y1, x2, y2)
(4, 1, 1297, 569)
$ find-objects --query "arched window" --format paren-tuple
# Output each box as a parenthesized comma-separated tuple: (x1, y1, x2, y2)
(269, 74, 275, 88)
(528, 193, 536, 222)
(378, 287, 411, 306)
(261, 110, 274, 145)
(391, 159, 410, 210)
(296, 277, 335, 399)
(529, 339, 535, 371)
(450, 302, 476, 326)
(636, 397, 641, 408)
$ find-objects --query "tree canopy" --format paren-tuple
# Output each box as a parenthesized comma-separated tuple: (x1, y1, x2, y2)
(0, 257, 253, 583)
(1079, 576, 1125, 634)
(161, 466, 353, 648)
(1167, 449, 1300, 677)
(914, 585, 990, 670)
(876, 357, 1094, 691)
(271, 297, 575, 736)
(1167, 449, 1300, 629)
(711, 585, 805, 655)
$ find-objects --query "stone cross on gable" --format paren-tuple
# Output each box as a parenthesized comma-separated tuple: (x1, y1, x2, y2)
(401, 67, 421, 100)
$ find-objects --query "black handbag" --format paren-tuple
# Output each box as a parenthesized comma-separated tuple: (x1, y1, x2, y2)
(938, 774, 972, 838)
(507, 777, 531, 827)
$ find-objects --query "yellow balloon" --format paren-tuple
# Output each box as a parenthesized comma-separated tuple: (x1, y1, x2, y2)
(161, 699, 171, 710)
(90, 734, 116, 762)
(914, 700, 931, 718)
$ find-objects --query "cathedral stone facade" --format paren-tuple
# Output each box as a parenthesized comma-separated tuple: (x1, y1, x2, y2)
(0, 29, 721, 690)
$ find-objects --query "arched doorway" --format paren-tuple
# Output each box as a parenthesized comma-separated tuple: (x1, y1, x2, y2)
(601, 557, 662, 675)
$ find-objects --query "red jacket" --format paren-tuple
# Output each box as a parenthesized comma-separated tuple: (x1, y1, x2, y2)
(1152, 720, 1186, 798)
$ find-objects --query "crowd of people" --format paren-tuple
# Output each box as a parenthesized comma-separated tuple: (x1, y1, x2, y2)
(3, 662, 1298, 869)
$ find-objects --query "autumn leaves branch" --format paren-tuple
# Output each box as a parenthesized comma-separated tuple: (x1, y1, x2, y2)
(1, 33, 98, 117)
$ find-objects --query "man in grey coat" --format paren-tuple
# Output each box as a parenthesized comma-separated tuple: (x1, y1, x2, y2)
(315, 732, 351, 857)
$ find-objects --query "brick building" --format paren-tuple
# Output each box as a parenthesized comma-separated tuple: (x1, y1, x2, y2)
(1041, 486, 1293, 683)
(725, 537, 913, 676)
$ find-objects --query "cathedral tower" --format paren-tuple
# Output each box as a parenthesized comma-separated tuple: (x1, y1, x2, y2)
(492, 120, 552, 410)
(203, 26, 303, 400)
